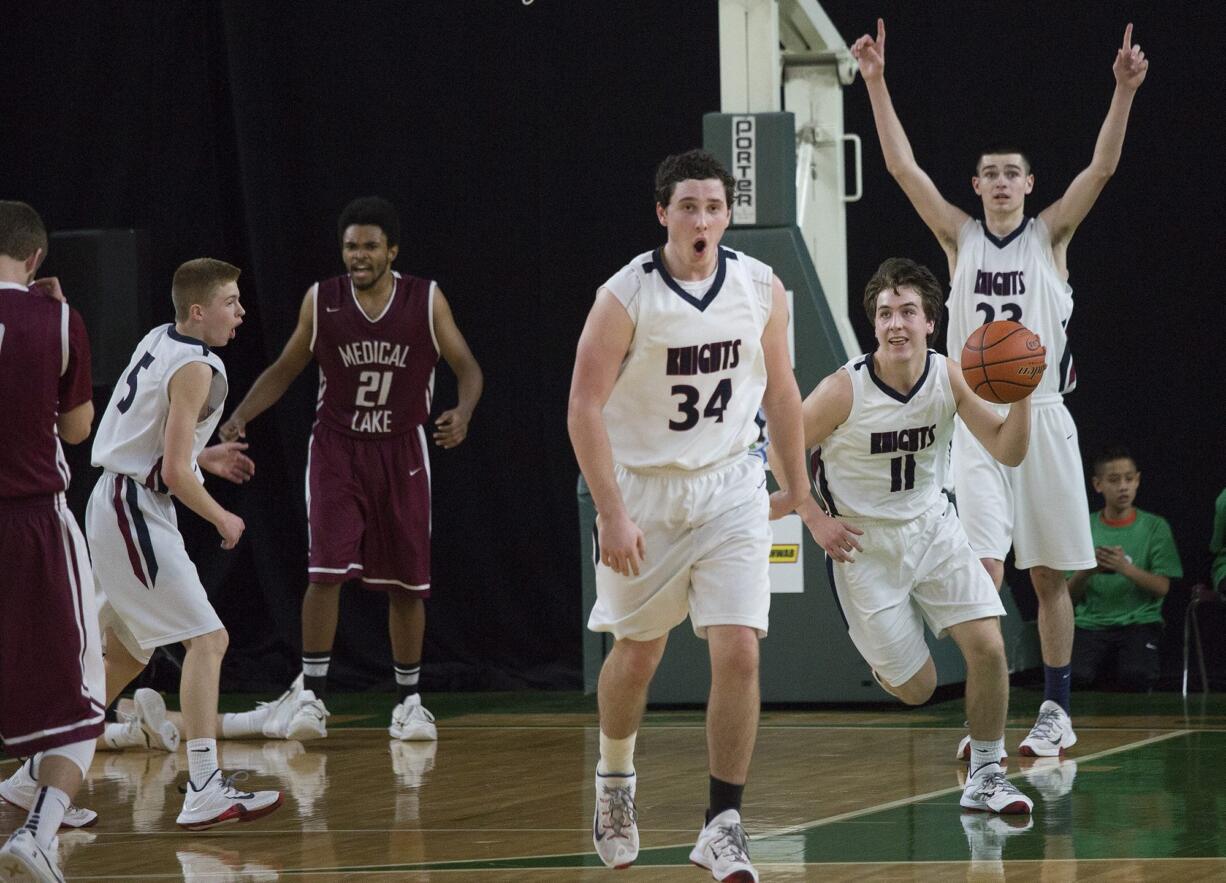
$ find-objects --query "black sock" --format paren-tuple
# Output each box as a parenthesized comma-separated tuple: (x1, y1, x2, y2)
(302, 651, 331, 699)
(394, 660, 421, 703)
(706, 776, 744, 824)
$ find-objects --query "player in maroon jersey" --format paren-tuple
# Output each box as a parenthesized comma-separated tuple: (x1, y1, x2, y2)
(221, 196, 482, 741)
(0, 201, 103, 881)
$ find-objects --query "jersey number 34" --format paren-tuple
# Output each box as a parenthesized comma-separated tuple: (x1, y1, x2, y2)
(669, 379, 731, 431)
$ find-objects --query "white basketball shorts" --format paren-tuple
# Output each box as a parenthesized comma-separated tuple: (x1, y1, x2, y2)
(829, 498, 1005, 686)
(587, 453, 771, 643)
(951, 398, 1095, 571)
(85, 472, 224, 664)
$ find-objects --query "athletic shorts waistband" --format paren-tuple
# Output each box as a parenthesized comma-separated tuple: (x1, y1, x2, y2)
(0, 491, 63, 514)
(617, 451, 750, 478)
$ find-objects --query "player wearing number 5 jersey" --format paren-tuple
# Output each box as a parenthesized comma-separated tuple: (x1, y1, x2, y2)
(85, 258, 283, 830)
(852, 18, 1148, 757)
(569, 150, 809, 881)
(220, 197, 482, 743)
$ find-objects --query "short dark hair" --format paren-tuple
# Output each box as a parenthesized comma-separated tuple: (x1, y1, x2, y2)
(172, 258, 241, 321)
(338, 196, 400, 249)
(654, 150, 735, 209)
(976, 145, 1033, 176)
(1093, 445, 1137, 475)
(862, 257, 943, 342)
(0, 200, 48, 262)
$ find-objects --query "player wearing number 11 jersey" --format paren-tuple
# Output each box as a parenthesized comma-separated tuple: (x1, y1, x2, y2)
(220, 197, 482, 743)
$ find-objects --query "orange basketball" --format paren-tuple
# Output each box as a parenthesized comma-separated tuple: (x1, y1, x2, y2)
(960, 320, 1046, 404)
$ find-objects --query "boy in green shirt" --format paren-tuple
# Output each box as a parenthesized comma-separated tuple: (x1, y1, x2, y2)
(1211, 489, 1226, 594)
(1069, 448, 1182, 691)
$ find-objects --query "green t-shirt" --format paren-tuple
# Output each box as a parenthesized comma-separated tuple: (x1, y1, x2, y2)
(1211, 489, 1226, 590)
(1074, 508, 1183, 630)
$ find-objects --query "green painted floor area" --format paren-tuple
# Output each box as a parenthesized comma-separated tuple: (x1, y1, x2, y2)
(385, 730, 1226, 871)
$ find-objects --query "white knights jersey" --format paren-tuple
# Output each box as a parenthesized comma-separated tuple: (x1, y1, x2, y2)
(812, 351, 956, 521)
(92, 324, 228, 493)
(602, 246, 772, 471)
(947, 216, 1076, 400)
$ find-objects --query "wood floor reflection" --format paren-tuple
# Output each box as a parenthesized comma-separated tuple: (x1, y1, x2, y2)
(2, 691, 1224, 880)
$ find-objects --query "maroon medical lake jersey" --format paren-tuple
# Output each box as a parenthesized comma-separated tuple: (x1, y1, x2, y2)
(312, 271, 439, 438)
(0, 284, 93, 499)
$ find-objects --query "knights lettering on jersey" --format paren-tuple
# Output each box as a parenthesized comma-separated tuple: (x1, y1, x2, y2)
(312, 271, 439, 439)
(947, 217, 1077, 396)
(812, 353, 956, 521)
(601, 246, 774, 471)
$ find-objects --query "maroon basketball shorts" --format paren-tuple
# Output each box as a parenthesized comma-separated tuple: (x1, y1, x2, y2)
(0, 495, 105, 755)
(306, 422, 431, 593)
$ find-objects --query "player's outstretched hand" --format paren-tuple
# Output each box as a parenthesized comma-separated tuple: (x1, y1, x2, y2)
(218, 414, 246, 442)
(801, 508, 864, 564)
(596, 511, 646, 578)
(217, 511, 245, 550)
(433, 407, 472, 449)
(199, 441, 255, 484)
(1114, 23, 1148, 91)
(850, 18, 886, 83)
(30, 277, 66, 302)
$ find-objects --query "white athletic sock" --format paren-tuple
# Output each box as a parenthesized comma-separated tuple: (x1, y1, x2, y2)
(597, 731, 637, 777)
(970, 738, 1006, 776)
(221, 709, 268, 738)
(186, 738, 220, 789)
(23, 786, 68, 849)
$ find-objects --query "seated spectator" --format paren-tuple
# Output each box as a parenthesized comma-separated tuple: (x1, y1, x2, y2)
(1069, 447, 1182, 691)
(1211, 488, 1226, 594)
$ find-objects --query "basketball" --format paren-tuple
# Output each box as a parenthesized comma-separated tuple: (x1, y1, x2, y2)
(960, 320, 1047, 404)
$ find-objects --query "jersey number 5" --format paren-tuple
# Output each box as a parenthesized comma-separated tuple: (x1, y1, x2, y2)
(669, 378, 732, 431)
(356, 370, 393, 407)
(116, 352, 156, 413)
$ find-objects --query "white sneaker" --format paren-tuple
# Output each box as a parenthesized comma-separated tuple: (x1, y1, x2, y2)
(259, 675, 328, 741)
(0, 761, 97, 829)
(389, 694, 436, 741)
(959, 763, 1033, 815)
(0, 829, 63, 883)
(955, 734, 1008, 764)
(592, 772, 638, 869)
(134, 688, 181, 752)
(175, 770, 283, 831)
(1020, 756, 1078, 801)
(1018, 700, 1077, 757)
(689, 808, 758, 882)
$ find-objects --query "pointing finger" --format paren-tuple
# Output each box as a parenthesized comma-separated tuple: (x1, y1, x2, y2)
(1123, 22, 1132, 50)
(877, 17, 885, 47)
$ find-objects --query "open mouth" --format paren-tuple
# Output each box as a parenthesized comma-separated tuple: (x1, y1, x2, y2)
(693, 238, 707, 256)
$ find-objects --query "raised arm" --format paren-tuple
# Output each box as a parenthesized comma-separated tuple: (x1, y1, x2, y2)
(567, 289, 644, 577)
(947, 357, 1031, 467)
(163, 362, 244, 549)
(431, 286, 483, 449)
(219, 286, 316, 441)
(1039, 24, 1148, 247)
(760, 277, 810, 519)
(853, 18, 969, 255)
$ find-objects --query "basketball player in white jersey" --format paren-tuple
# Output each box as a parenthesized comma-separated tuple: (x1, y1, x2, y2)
(770, 258, 1034, 815)
(852, 19, 1148, 757)
(569, 150, 809, 881)
(82, 258, 282, 830)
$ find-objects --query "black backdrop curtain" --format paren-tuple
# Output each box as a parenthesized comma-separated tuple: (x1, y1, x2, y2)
(3, 1, 1222, 692)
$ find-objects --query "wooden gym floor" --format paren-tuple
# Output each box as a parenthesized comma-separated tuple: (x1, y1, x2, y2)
(2, 687, 1225, 880)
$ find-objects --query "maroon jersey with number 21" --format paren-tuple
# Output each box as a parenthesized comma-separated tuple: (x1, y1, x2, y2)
(311, 271, 439, 437)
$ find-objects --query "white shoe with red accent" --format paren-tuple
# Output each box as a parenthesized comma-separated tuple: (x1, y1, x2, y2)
(1018, 700, 1077, 757)
(592, 771, 638, 869)
(0, 761, 97, 829)
(959, 762, 1033, 815)
(689, 809, 758, 882)
(175, 770, 283, 831)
